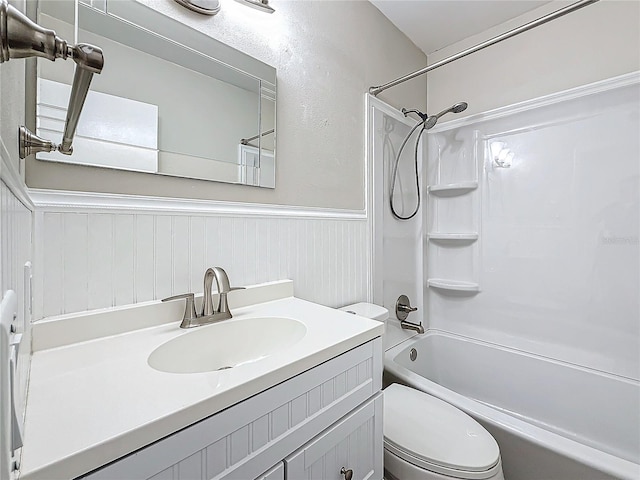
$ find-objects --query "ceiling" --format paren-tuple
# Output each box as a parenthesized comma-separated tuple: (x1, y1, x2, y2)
(370, 1, 555, 55)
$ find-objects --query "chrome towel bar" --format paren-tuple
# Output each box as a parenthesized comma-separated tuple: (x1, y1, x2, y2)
(0, 0, 104, 158)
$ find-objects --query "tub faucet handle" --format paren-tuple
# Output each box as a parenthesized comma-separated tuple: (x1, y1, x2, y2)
(396, 294, 417, 320)
(398, 304, 417, 313)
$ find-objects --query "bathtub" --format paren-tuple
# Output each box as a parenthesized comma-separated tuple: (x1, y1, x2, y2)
(384, 330, 640, 480)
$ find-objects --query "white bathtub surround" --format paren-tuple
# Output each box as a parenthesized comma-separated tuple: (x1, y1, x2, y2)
(369, 73, 640, 480)
(30, 189, 370, 319)
(20, 285, 384, 479)
(385, 331, 640, 480)
(425, 73, 640, 381)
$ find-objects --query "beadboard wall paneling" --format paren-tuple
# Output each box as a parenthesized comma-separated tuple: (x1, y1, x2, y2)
(32, 194, 370, 319)
(0, 178, 33, 437)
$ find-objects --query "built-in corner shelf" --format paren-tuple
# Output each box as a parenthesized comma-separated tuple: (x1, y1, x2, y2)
(428, 279, 480, 293)
(428, 181, 478, 196)
(428, 233, 478, 243)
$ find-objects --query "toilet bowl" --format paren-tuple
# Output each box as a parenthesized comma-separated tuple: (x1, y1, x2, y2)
(340, 303, 505, 480)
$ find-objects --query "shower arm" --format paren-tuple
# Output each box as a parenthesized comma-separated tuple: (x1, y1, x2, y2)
(0, 0, 104, 158)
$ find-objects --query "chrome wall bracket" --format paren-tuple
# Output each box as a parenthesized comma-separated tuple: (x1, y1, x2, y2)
(18, 126, 57, 159)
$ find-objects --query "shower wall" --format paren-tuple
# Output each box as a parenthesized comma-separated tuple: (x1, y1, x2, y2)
(424, 74, 640, 380)
(368, 97, 425, 326)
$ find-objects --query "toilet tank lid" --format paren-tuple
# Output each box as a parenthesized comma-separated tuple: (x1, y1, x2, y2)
(384, 384, 500, 474)
(339, 302, 389, 322)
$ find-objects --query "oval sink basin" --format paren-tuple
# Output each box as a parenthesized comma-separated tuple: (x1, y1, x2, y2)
(148, 317, 307, 374)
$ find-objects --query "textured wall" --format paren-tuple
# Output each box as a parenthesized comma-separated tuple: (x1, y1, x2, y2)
(26, 0, 427, 210)
(427, 0, 640, 116)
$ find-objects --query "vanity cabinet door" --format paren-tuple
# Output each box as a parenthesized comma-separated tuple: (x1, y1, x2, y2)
(255, 462, 284, 480)
(285, 393, 383, 480)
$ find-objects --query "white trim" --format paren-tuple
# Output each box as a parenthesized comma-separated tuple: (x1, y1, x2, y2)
(429, 71, 640, 133)
(365, 94, 416, 304)
(28, 189, 367, 220)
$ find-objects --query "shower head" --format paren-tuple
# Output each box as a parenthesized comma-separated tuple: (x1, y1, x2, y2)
(424, 101, 468, 129)
(451, 102, 468, 113)
(433, 102, 468, 120)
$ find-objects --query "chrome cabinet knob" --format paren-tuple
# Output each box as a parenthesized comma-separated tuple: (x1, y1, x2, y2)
(340, 467, 353, 480)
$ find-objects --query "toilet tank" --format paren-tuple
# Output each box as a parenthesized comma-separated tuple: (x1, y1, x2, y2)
(340, 302, 418, 351)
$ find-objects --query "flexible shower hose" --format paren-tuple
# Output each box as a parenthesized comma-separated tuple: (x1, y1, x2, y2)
(390, 120, 426, 220)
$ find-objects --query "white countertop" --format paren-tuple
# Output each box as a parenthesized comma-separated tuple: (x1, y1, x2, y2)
(19, 293, 383, 479)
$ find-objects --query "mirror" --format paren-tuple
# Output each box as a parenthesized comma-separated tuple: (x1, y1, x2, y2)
(35, 0, 276, 188)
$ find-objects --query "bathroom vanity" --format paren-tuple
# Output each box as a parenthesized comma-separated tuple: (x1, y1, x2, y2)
(18, 281, 384, 480)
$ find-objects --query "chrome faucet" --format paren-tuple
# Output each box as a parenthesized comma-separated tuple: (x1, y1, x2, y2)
(162, 267, 244, 328)
(396, 294, 424, 334)
(203, 266, 238, 320)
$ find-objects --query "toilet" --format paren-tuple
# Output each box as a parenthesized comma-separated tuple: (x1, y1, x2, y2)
(340, 303, 505, 480)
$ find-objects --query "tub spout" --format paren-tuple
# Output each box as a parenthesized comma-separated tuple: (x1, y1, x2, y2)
(400, 320, 425, 334)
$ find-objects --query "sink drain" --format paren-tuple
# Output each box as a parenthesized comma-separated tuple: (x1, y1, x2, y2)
(217, 366, 233, 370)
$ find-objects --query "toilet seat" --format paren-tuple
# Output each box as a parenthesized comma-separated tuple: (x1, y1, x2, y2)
(384, 384, 501, 480)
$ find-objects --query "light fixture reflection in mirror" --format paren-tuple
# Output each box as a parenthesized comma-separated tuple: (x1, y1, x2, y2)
(35, 0, 276, 188)
(173, 0, 221, 16)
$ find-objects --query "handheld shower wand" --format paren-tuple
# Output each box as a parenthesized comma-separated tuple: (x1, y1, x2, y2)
(392, 101, 469, 220)
(424, 102, 468, 129)
(0, 0, 104, 158)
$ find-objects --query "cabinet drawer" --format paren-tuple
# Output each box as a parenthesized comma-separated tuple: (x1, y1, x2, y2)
(285, 393, 383, 480)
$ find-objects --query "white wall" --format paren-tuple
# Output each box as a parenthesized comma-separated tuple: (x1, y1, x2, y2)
(0, 179, 33, 431)
(427, 0, 640, 115)
(26, 0, 427, 210)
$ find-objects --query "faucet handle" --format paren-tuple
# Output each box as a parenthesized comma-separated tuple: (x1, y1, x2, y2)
(217, 287, 245, 317)
(395, 294, 417, 321)
(162, 293, 197, 324)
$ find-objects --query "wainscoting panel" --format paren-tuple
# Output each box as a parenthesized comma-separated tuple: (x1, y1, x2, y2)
(32, 193, 370, 319)
(0, 177, 33, 451)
